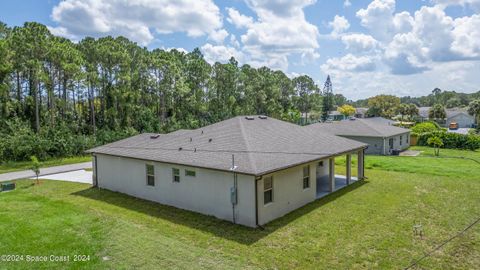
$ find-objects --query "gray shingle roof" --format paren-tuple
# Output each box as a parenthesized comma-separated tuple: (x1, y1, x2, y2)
(305, 117, 410, 138)
(87, 116, 367, 175)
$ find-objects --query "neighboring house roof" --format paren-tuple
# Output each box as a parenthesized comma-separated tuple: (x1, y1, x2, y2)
(305, 117, 410, 138)
(355, 108, 368, 114)
(87, 116, 367, 176)
(418, 107, 473, 120)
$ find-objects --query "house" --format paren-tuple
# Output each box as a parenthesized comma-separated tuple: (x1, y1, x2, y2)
(87, 116, 367, 227)
(354, 107, 368, 118)
(305, 117, 411, 155)
(417, 107, 475, 128)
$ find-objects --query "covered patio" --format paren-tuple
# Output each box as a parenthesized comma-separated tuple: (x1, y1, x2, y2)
(316, 149, 365, 199)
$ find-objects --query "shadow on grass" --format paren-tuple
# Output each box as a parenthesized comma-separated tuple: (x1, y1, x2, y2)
(72, 180, 367, 245)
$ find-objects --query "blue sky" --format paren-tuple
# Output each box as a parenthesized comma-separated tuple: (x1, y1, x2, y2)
(1, 0, 479, 100)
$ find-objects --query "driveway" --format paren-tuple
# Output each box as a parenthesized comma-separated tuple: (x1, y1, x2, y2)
(447, 128, 471, 135)
(0, 162, 92, 182)
(35, 169, 92, 184)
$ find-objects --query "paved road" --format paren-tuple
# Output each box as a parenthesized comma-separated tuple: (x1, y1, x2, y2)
(0, 162, 92, 182)
(36, 170, 93, 184)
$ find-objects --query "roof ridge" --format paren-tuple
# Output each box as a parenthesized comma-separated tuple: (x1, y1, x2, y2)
(237, 116, 258, 174)
(358, 119, 389, 136)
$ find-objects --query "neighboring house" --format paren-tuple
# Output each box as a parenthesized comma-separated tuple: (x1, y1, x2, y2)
(354, 107, 368, 118)
(418, 107, 475, 128)
(306, 117, 411, 155)
(87, 116, 367, 227)
(446, 110, 475, 128)
(327, 111, 345, 121)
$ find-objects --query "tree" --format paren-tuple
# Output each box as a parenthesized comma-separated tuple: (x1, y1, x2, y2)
(337, 104, 355, 118)
(467, 99, 480, 125)
(367, 95, 400, 118)
(428, 104, 446, 120)
(30, 155, 41, 184)
(293, 75, 319, 123)
(427, 136, 443, 156)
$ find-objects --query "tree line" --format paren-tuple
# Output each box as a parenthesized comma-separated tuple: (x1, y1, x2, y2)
(0, 22, 342, 161)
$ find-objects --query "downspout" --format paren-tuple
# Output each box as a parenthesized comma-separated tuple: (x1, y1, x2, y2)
(255, 176, 264, 229)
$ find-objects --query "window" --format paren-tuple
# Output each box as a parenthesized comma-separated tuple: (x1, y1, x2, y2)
(146, 164, 155, 186)
(172, 168, 180, 182)
(185, 169, 196, 177)
(318, 161, 324, 167)
(303, 165, 310, 189)
(406, 135, 409, 143)
(400, 135, 403, 145)
(263, 176, 273, 205)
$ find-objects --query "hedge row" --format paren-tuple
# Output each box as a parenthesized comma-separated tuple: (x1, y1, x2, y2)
(417, 131, 480, 150)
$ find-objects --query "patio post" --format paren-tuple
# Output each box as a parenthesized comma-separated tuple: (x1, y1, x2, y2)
(358, 149, 364, 180)
(346, 154, 351, 185)
(329, 157, 335, 192)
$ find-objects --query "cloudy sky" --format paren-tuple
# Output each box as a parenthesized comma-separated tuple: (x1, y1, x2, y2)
(1, 0, 479, 100)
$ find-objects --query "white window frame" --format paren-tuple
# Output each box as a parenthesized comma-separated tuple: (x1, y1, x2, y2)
(146, 164, 155, 186)
(172, 168, 180, 182)
(303, 165, 310, 190)
(263, 176, 273, 205)
(185, 169, 196, 177)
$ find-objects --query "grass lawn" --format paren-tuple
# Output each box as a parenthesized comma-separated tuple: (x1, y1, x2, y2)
(0, 156, 91, 174)
(0, 147, 479, 269)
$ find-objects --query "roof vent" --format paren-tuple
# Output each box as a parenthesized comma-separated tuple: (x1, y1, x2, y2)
(258, 115, 267, 119)
(245, 116, 255, 120)
(150, 134, 160, 139)
(201, 130, 204, 134)
(190, 137, 192, 142)
(208, 138, 213, 142)
(178, 147, 183, 151)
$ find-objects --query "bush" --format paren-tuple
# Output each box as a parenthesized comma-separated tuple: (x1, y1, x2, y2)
(411, 122, 439, 134)
(417, 131, 480, 150)
(0, 119, 139, 162)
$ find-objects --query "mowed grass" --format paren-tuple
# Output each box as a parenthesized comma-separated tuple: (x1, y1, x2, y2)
(336, 146, 480, 178)
(0, 156, 91, 174)
(0, 147, 479, 269)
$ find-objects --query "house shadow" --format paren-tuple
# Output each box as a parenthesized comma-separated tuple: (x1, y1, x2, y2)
(72, 180, 367, 245)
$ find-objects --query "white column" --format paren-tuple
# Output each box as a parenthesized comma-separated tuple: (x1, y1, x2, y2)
(357, 149, 364, 180)
(346, 154, 351, 185)
(329, 157, 335, 192)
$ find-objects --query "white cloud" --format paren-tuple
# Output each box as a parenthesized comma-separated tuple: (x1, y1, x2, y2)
(451, 14, 480, 58)
(344, 0, 352, 8)
(226, 0, 319, 70)
(49, 0, 222, 45)
(329, 15, 350, 38)
(200, 43, 244, 64)
(227, 8, 254, 28)
(432, 0, 480, 10)
(341, 33, 379, 52)
(356, 0, 397, 40)
(208, 29, 229, 44)
(321, 54, 376, 77)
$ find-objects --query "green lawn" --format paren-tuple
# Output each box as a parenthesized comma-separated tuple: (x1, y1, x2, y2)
(0, 147, 479, 269)
(0, 156, 91, 174)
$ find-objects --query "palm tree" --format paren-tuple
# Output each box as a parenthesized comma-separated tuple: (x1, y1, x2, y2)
(467, 100, 480, 126)
(428, 104, 446, 121)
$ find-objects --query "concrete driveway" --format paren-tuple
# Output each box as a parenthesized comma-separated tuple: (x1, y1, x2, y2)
(0, 162, 92, 182)
(447, 128, 471, 135)
(35, 169, 92, 184)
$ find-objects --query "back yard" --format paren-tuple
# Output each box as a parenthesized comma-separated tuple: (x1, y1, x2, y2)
(1, 147, 479, 269)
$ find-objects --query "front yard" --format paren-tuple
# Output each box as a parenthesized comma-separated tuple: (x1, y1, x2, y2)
(0, 147, 479, 269)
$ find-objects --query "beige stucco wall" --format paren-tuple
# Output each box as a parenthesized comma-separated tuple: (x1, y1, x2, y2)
(95, 154, 257, 227)
(256, 160, 322, 225)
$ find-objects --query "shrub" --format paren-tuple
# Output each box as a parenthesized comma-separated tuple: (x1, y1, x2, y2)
(417, 131, 480, 150)
(411, 122, 439, 134)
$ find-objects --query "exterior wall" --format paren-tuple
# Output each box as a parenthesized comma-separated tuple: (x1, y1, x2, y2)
(386, 132, 411, 153)
(96, 154, 257, 227)
(343, 133, 410, 155)
(256, 161, 319, 225)
(447, 114, 474, 128)
(342, 136, 384, 155)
